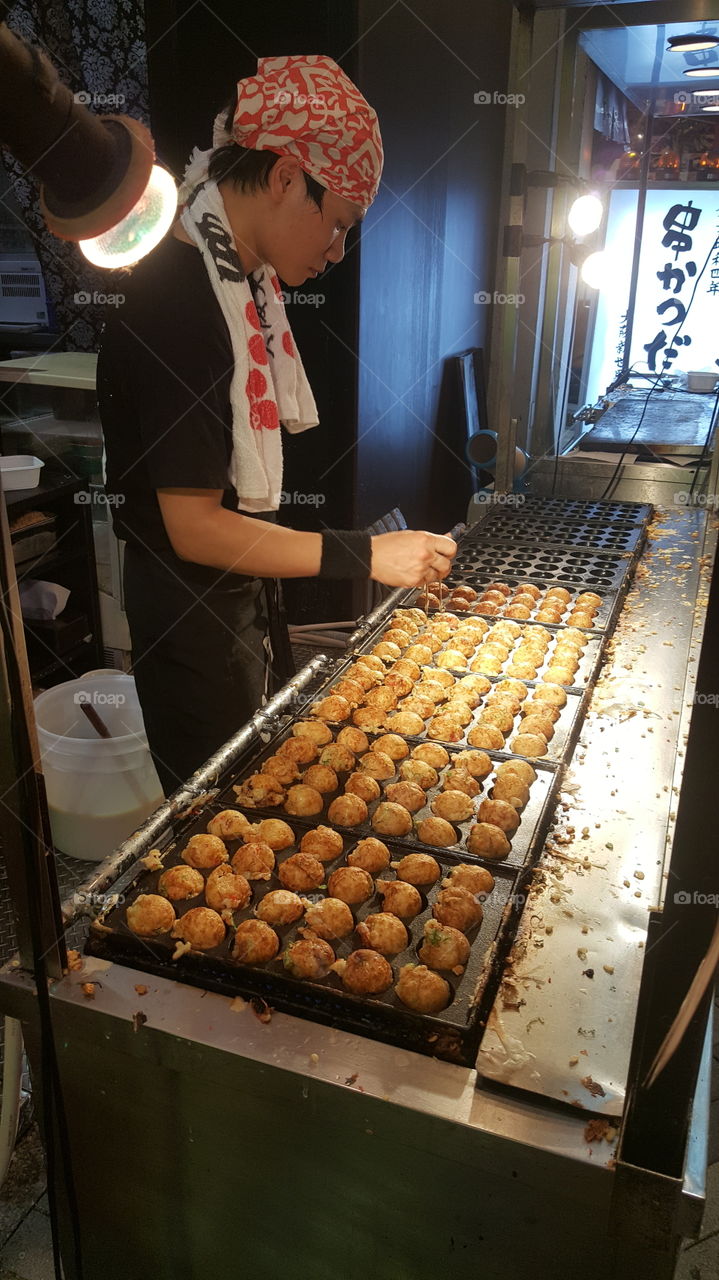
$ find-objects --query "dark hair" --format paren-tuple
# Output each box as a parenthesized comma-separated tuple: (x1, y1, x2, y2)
(208, 98, 325, 208)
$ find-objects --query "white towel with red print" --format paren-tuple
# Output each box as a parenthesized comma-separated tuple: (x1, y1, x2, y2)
(179, 174, 318, 512)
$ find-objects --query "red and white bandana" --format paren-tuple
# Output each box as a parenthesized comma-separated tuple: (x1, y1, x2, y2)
(229, 54, 383, 210)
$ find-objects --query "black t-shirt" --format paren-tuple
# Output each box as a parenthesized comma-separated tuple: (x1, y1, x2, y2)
(98, 233, 268, 591)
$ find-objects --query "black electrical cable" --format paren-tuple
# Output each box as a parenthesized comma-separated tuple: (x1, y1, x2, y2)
(0, 592, 85, 1279)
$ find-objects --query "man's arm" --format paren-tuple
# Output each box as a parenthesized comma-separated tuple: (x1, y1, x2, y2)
(157, 490, 456, 586)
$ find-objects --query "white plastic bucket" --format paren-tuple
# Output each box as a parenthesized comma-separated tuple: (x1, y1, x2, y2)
(34, 672, 164, 861)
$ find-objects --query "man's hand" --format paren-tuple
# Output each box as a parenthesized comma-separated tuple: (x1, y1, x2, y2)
(370, 531, 457, 587)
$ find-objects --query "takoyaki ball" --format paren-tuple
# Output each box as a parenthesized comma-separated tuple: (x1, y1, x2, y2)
(233, 773, 285, 809)
(232, 919, 279, 964)
(436, 701, 471, 729)
(327, 866, 374, 905)
(172, 907, 225, 950)
(551, 648, 580, 672)
(470, 655, 502, 676)
(431, 790, 474, 823)
(448, 635, 477, 659)
(302, 898, 354, 941)
(345, 771, 381, 804)
(356, 913, 409, 955)
(205, 867, 252, 913)
(251, 818, 295, 850)
(406, 745, 446, 774)
(445, 863, 495, 896)
(541, 665, 574, 687)
(414, 816, 457, 848)
(520, 714, 555, 742)
(331, 678, 364, 706)
(419, 921, 470, 972)
(535, 607, 563, 624)
(318, 744, 355, 774)
(232, 840, 275, 881)
(326, 794, 369, 827)
(352, 706, 387, 733)
(358, 750, 396, 780)
(345, 664, 381, 693)
(339, 949, 393, 995)
(356, 652, 386, 674)
(373, 733, 411, 762)
(515, 640, 546, 663)
(383, 671, 414, 699)
(521, 699, 560, 724)
(302, 765, 339, 795)
(424, 580, 450, 599)
(299, 825, 344, 862)
(478, 798, 520, 834)
(206, 810, 252, 841)
(336, 726, 369, 755)
(494, 677, 528, 701)
(404, 643, 434, 666)
(377, 879, 423, 919)
(382, 627, 412, 649)
(256, 889, 304, 926)
(453, 749, 494, 780)
(391, 611, 420, 634)
(371, 801, 413, 838)
(473, 599, 498, 616)
(458, 616, 490, 639)
(385, 781, 427, 813)
(516, 582, 541, 600)
(400, 759, 438, 790)
(562, 627, 587, 648)
(426, 715, 464, 743)
(277, 736, 319, 765)
(496, 759, 537, 787)
(385, 711, 426, 737)
(506, 660, 538, 680)
(421, 633, 444, 655)
(511, 593, 537, 612)
(363, 685, 399, 712)
(510, 732, 548, 758)
(480, 589, 507, 608)
(396, 964, 450, 1013)
(347, 837, 391, 873)
(466, 822, 511, 860)
(441, 766, 480, 799)
(390, 657, 422, 681)
(158, 865, 205, 902)
(292, 719, 334, 746)
(506, 603, 531, 620)
(576, 591, 601, 609)
(467, 723, 505, 751)
(545, 586, 571, 604)
(399, 695, 436, 720)
(311, 694, 352, 723)
(566, 610, 594, 629)
(485, 691, 521, 717)
(452, 585, 479, 603)
(283, 937, 335, 981)
(483, 581, 510, 598)
(127, 894, 176, 936)
(393, 852, 441, 885)
(435, 648, 467, 671)
(278, 852, 325, 893)
(428, 618, 456, 642)
(420, 593, 440, 612)
(445, 685, 480, 711)
(372, 640, 402, 664)
(430, 669, 457, 690)
(284, 784, 324, 817)
(182, 834, 229, 870)
(456, 673, 492, 697)
(479, 705, 515, 734)
(413, 680, 447, 705)
(532, 682, 567, 709)
(491, 775, 530, 808)
(407, 607, 429, 625)
(433, 886, 483, 932)
(261, 754, 301, 786)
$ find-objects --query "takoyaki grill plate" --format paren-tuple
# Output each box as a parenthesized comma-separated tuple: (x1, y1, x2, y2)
(471, 508, 645, 555)
(86, 821, 522, 1067)
(490, 495, 652, 526)
(444, 545, 629, 596)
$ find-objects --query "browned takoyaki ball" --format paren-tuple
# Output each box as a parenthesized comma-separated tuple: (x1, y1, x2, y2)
(442, 766, 481, 799)
(278, 853, 325, 893)
(358, 750, 396, 780)
(250, 818, 295, 850)
(473, 600, 498, 616)
(376, 879, 423, 918)
(414, 679, 448, 703)
(521, 699, 560, 724)
(390, 657, 422, 681)
(261, 755, 301, 786)
(466, 822, 511, 860)
(396, 964, 450, 1013)
(347, 837, 391, 873)
(467, 724, 505, 751)
(495, 677, 528, 701)
(345, 664, 382, 692)
(403, 643, 434, 666)
(158, 865, 204, 902)
(205, 867, 252, 913)
(172, 907, 225, 950)
(233, 773, 286, 808)
(411, 742, 450, 769)
(385, 781, 427, 813)
(311, 694, 352, 723)
(339, 949, 393, 995)
(352, 706, 387, 733)
(292, 719, 334, 745)
(390, 611, 420, 634)
(372, 641, 402, 663)
(532, 683, 568, 709)
(452, 585, 479, 603)
(344, 771, 381, 804)
(426, 715, 464, 743)
(371, 801, 413, 837)
(302, 898, 354, 941)
(511, 593, 537, 612)
(506, 603, 531, 621)
(509, 732, 547, 758)
(505, 659, 538, 680)
(479, 705, 514, 735)
(373, 733, 411, 761)
(327, 866, 374, 905)
(445, 684, 480, 710)
(440, 700, 473, 728)
(299, 826, 344, 862)
(398, 695, 435, 721)
(545, 586, 571, 604)
(433, 886, 483, 932)
(382, 672, 414, 699)
(419, 921, 470, 971)
(431, 790, 474, 823)
(283, 785, 324, 818)
(206, 810, 252, 840)
(491, 775, 530, 809)
(355, 652, 387, 674)
(232, 919, 279, 964)
(445, 863, 495, 896)
(319, 744, 356, 773)
(477, 798, 520, 834)
(356, 912, 409, 955)
(495, 759, 537, 786)
(326, 794, 369, 827)
(182, 833, 229, 870)
(415, 816, 457, 847)
(282, 937, 335, 981)
(127, 894, 175, 936)
(277, 737, 318, 764)
(382, 627, 412, 649)
(302, 765, 339, 794)
(520, 714, 555, 742)
(447, 635, 477, 659)
(384, 711, 426, 736)
(363, 686, 399, 712)
(393, 853, 441, 885)
(232, 840, 275, 881)
(255, 889, 304, 926)
(336, 726, 369, 755)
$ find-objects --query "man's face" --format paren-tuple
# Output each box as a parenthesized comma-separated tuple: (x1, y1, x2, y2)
(257, 159, 364, 286)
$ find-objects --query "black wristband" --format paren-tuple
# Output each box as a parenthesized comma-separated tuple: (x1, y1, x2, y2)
(319, 529, 373, 579)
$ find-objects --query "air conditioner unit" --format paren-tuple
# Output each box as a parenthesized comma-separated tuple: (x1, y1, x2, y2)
(0, 255, 49, 327)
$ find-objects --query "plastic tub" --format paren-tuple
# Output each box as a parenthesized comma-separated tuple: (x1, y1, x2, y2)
(687, 370, 719, 393)
(34, 673, 165, 861)
(0, 456, 44, 490)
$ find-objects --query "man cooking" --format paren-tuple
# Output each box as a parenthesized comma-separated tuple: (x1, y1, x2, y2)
(98, 54, 456, 796)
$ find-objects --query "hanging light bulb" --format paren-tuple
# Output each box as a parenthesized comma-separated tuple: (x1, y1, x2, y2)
(80, 165, 177, 268)
(667, 32, 719, 53)
(567, 192, 604, 236)
(581, 251, 609, 290)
